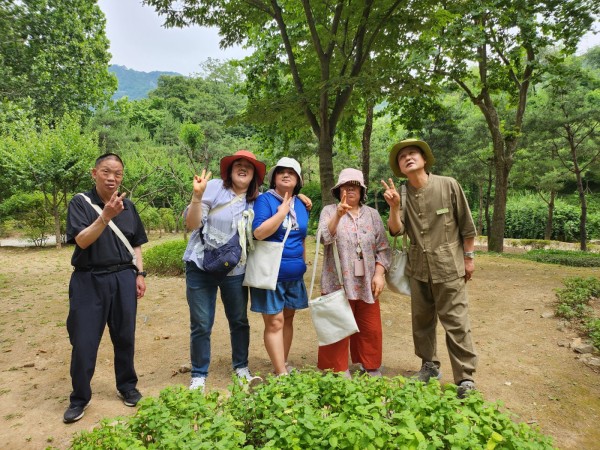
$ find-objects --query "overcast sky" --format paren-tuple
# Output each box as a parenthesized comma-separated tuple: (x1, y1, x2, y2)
(99, 0, 599, 76)
(98, 0, 250, 75)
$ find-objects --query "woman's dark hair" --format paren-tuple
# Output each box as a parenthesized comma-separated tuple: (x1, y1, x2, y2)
(95, 152, 124, 168)
(332, 185, 366, 205)
(269, 167, 302, 196)
(223, 165, 260, 201)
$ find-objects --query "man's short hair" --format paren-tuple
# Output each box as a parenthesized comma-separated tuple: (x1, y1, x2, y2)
(95, 153, 124, 168)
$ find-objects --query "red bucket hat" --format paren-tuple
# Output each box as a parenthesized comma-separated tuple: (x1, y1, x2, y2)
(220, 150, 267, 185)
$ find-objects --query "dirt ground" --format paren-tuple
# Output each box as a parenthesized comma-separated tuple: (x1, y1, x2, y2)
(0, 234, 599, 450)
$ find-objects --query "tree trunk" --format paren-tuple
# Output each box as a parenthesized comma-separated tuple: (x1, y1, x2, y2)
(485, 161, 492, 238)
(575, 168, 587, 251)
(361, 101, 374, 183)
(544, 190, 555, 241)
(318, 125, 336, 206)
(477, 183, 484, 236)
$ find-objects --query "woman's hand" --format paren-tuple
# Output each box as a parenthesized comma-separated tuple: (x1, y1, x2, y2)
(298, 193, 312, 211)
(371, 271, 386, 299)
(336, 192, 352, 217)
(381, 178, 400, 208)
(276, 191, 293, 216)
(192, 169, 212, 201)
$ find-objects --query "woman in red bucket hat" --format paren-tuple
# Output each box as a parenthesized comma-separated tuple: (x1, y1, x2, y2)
(182, 150, 266, 392)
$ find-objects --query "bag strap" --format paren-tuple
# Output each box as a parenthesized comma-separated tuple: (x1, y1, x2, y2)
(78, 193, 137, 265)
(309, 227, 343, 300)
(208, 193, 244, 216)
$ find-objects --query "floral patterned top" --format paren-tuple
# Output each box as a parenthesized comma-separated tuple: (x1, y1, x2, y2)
(318, 204, 391, 303)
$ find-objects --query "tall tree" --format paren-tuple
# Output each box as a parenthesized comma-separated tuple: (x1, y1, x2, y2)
(0, 0, 116, 122)
(417, 0, 599, 252)
(144, 0, 429, 204)
(529, 57, 600, 250)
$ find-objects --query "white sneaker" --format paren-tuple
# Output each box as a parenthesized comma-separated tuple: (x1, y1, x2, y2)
(189, 376, 206, 392)
(235, 367, 263, 388)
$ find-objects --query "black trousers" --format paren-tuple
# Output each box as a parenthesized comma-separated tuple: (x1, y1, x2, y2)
(67, 269, 138, 407)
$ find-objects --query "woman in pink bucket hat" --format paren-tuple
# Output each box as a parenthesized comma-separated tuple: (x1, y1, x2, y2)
(316, 168, 391, 378)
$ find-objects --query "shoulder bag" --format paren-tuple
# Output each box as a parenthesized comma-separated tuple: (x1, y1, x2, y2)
(243, 219, 292, 290)
(78, 193, 137, 265)
(308, 228, 359, 346)
(201, 194, 246, 277)
(385, 184, 411, 296)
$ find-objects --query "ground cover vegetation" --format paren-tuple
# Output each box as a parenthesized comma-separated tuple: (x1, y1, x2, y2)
(67, 371, 554, 449)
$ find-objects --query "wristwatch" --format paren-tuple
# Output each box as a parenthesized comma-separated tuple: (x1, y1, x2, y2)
(137, 271, 147, 277)
(463, 252, 475, 259)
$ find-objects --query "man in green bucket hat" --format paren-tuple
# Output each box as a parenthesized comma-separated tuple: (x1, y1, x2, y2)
(382, 138, 478, 398)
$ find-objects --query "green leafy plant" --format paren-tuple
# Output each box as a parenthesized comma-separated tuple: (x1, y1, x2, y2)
(70, 371, 555, 449)
(143, 239, 187, 276)
(555, 277, 600, 350)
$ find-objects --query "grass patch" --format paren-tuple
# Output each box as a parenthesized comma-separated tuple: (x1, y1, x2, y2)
(516, 249, 600, 267)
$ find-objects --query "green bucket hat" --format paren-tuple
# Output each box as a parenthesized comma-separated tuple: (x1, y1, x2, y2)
(389, 139, 435, 177)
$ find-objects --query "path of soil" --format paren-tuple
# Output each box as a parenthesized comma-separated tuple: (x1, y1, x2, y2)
(0, 235, 599, 449)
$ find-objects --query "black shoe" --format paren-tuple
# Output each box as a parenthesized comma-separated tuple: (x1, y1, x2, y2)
(413, 361, 441, 383)
(63, 402, 90, 424)
(457, 380, 476, 399)
(117, 388, 142, 407)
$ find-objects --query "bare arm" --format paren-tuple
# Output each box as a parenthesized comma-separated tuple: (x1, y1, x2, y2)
(134, 246, 146, 299)
(381, 178, 404, 236)
(327, 191, 351, 236)
(185, 169, 212, 231)
(463, 236, 475, 281)
(253, 192, 292, 240)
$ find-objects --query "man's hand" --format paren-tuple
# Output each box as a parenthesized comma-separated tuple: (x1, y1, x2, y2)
(102, 191, 127, 221)
(381, 178, 400, 208)
(136, 276, 146, 299)
(464, 258, 475, 282)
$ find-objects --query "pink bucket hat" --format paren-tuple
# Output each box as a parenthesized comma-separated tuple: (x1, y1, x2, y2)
(331, 168, 367, 202)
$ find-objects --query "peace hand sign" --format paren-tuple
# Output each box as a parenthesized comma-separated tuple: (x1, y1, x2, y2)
(192, 169, 212, 199)
(381, 178, 400, 208)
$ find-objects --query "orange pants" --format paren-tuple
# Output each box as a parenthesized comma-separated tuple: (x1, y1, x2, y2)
(317, 299, 382, 372)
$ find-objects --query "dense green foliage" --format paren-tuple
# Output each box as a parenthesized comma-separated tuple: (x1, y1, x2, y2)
(143, 239, 187, 276)
(69, 371, 554, 449)
(0, 0, 116, 122)
(555, 277, 600, 348)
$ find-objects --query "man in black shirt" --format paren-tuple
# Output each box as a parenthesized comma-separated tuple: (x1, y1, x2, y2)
(63, 153, 148, 424)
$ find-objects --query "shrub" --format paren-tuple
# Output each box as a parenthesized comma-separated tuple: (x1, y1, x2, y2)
(70, 371, 554, 449)
(474, 193, 600, 241)
(520, 250, 600, 267)
(586, 318, 600, 350)
(555, 277, 600, 320)
(143, 239, 187, 276)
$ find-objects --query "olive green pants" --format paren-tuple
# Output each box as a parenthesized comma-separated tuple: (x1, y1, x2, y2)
(410, 276, 478, 383)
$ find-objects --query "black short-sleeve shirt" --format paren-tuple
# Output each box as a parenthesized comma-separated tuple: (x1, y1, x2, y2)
(67, 188, 148, 269)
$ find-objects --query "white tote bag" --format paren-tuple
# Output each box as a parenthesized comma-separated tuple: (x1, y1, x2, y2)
(308, 229, 359, 346)
(385, 184, 410, 296)
(243, 220, 292, 291)
(385, 185, 411, 296)
(386, 235, 411, 296)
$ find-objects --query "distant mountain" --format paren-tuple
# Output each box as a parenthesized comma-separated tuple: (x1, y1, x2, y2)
(109, 65, 182, 100)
